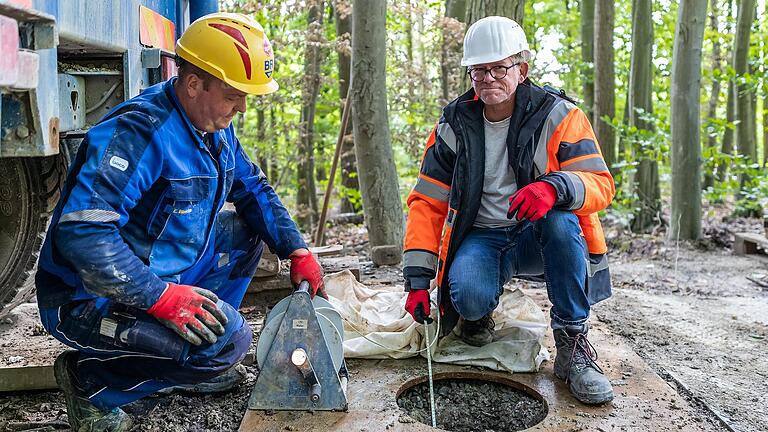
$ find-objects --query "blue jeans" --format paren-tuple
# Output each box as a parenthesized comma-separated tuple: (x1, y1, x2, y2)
(39, 211, 262, 410)
(448, 210, 590, 329)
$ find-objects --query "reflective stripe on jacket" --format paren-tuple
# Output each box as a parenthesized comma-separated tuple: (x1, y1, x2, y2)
(403, 81, 615, 334)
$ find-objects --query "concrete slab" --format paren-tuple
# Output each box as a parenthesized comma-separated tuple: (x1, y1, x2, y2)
(240, 312, 719, 432)
(0, 365, 56, 392)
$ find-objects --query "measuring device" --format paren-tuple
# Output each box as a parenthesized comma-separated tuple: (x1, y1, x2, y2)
(248, 281, 348, 411)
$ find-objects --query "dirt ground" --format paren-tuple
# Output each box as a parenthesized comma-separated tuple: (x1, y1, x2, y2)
(1, 211, 767, 431)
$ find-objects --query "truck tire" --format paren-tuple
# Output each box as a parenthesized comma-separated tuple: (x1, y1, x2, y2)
(0, 155, 67, 318)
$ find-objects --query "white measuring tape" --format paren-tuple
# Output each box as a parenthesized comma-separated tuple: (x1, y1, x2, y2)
(424, 319, 437, 428)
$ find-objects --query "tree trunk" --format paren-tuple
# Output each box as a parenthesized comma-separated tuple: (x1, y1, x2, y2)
(629, 0, 658, 233)
(335, 0, 360, 213)
(718, 0, 735, 182)
(447, 0, 467, 19)
(351, 0, 404, 248)
(703, 0, 722, 190)
(593, 0, 616, 173)
(733, 0, 757, 163)
(441, 0, 467, 103)
(720, 81, 736, 181)
(749, 64, 758, 161)
(465, 0, 525, 26)
(764, 89, 768, 166)
(297, 0, 325, 231)
(581, 0, 594, 120)
(670, 0, 707, 241)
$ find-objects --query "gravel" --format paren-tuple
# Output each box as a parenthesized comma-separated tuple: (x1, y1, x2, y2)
(396, 378, 547, 432)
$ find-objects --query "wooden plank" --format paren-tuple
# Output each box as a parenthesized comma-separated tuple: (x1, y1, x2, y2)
(0, 365, 57, 392)
(734, 232, 768, 256)
(242, 257, 361, 309)
(248, 256, 361, 294)
(319, 256, 361, 277)
(309, 244, 344, 257)
(254, 248, 281, 277)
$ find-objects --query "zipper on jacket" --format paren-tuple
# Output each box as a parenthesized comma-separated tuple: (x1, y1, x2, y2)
(200, 135, 225, 254)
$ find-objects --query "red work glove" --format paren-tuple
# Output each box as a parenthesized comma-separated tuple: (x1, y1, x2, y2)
(147, 283, 228, 346)
(290, 251, 326, 299)
(507, 181, 557, 221)
(405, 289, 433, 324)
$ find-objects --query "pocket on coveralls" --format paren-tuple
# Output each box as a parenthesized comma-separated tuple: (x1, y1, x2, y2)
(150, 176, 212, 245)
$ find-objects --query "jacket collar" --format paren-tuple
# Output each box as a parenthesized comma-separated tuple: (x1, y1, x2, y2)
(164, 78, 210, 151)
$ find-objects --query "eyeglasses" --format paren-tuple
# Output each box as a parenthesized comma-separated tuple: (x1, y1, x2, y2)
(467, 63, 521, 82)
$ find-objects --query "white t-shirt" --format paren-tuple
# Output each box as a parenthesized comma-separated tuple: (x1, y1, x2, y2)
(473, 112, 518, 228)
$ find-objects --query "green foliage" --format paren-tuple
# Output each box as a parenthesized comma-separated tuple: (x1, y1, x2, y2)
(603, 108, 669, 216)
(219, 0, 768, 223)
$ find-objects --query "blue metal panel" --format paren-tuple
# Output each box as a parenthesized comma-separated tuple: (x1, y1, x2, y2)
(1, 0, 192, 156)
(189, 0, 217, 22)
(32, 0, 187, 52)
(48, 0, 132, 52)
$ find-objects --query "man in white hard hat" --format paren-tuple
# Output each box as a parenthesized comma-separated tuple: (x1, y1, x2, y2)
(402, 16, 616, 405)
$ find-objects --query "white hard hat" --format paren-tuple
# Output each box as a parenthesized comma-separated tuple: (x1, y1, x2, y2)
(461, 16, 530, 66)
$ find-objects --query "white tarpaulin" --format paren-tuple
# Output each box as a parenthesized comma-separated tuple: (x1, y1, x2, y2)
(324, 270, 550, 373)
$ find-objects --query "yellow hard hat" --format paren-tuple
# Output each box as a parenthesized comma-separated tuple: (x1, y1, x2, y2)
(176, 13, 278, 95)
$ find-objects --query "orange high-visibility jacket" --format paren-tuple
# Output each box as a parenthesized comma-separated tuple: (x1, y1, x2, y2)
(403, 81, 615, 335)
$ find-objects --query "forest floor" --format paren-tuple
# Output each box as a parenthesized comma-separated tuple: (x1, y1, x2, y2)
(1, 207, 767, 432)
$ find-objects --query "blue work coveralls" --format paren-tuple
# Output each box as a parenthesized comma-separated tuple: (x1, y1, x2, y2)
(35, 78, 307, 410)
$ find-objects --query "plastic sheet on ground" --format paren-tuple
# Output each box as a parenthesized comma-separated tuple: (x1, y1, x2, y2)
(324, 270, 550, 373)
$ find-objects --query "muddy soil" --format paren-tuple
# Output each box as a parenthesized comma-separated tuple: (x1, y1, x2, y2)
(594, 245, 768, 432)
(0, 308, 266, 432)
(397, 378, 546, 432)
(0, 303, 66, 368)
(592, 211, 768, 432)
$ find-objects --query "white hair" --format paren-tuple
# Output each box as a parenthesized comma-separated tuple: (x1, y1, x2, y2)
(510, 50, 532, 63)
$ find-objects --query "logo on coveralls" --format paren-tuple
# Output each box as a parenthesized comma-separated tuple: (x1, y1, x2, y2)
(109, 156, 129, 172)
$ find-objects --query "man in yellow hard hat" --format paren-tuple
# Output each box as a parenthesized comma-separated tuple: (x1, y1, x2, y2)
(36, 13, 323, 430)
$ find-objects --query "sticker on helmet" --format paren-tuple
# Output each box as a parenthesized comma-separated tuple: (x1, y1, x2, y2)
(264, 59, 274, 78)
(263, 38, 273, 58)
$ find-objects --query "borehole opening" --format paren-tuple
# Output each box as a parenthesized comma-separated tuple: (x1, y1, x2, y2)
(396, 373, 548, 432)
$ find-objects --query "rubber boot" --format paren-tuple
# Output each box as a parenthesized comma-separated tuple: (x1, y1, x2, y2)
(553, 324, 614, 404)
(156, 364, 247, 395)
(54, 351, 134, 432)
